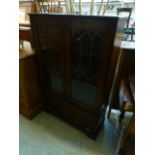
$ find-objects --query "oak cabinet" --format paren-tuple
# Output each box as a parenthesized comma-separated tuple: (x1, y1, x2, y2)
(30, 14, 126, 138)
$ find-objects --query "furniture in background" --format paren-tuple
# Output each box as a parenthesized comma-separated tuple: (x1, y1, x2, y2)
(118, 76, 135, 122)
(128, 75, 135, 101)
(113, 60, 135, 153)
(19, 23, 33, 49)
(37, 0, 63, 13)
(31, 1, 40, 13)
(30, 14, 126, 139)
(117, 7, 135, 41)
(117, 7, 132, 28)
(108, 41, 135, 121)
(19, 53, 42, 119)
(19, 1, 32, 23)
(115, 114, 135, 155)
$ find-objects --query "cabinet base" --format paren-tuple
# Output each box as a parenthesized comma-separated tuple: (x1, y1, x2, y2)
(44, 105, 106, 140)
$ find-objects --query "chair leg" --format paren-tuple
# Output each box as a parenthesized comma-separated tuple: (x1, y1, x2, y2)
(119, 110, 125, 122)
(107, 106, 112, 118)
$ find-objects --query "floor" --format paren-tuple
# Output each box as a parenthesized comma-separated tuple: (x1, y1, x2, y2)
(19, 108, 132, 155)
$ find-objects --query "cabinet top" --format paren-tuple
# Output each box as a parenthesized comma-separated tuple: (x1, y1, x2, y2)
(29, 13, 122, 21)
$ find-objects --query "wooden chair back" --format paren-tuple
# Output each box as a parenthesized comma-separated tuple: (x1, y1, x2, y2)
(117, 8, 132, 28)
(37, 0, 63, 13)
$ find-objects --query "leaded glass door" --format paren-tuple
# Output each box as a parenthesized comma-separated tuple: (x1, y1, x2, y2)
(69, 30, 104, 107)
(36, 23, 66, 94)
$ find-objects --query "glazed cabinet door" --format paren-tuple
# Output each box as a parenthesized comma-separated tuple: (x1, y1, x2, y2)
(64, 19, 117, 108)
(69, 30, 102, 107)
(30, 15, 118, 109)
(35, 19, 66, 95)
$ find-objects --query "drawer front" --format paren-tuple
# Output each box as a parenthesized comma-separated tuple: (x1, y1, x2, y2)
(47, 93, 71, 117)
(70, 105, 98, 130)
(46, 93, 99, 131)
(47, 94, 63, 114)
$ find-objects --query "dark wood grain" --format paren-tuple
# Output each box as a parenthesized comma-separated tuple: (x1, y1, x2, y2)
(30, 14, 126, 138)
(19, 54, 42, 119)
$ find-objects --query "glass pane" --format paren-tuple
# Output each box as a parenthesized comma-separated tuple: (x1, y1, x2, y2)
(72, 79, 96, 106)
(51, 74, 62, 93)
(71, 30, 103, 106)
